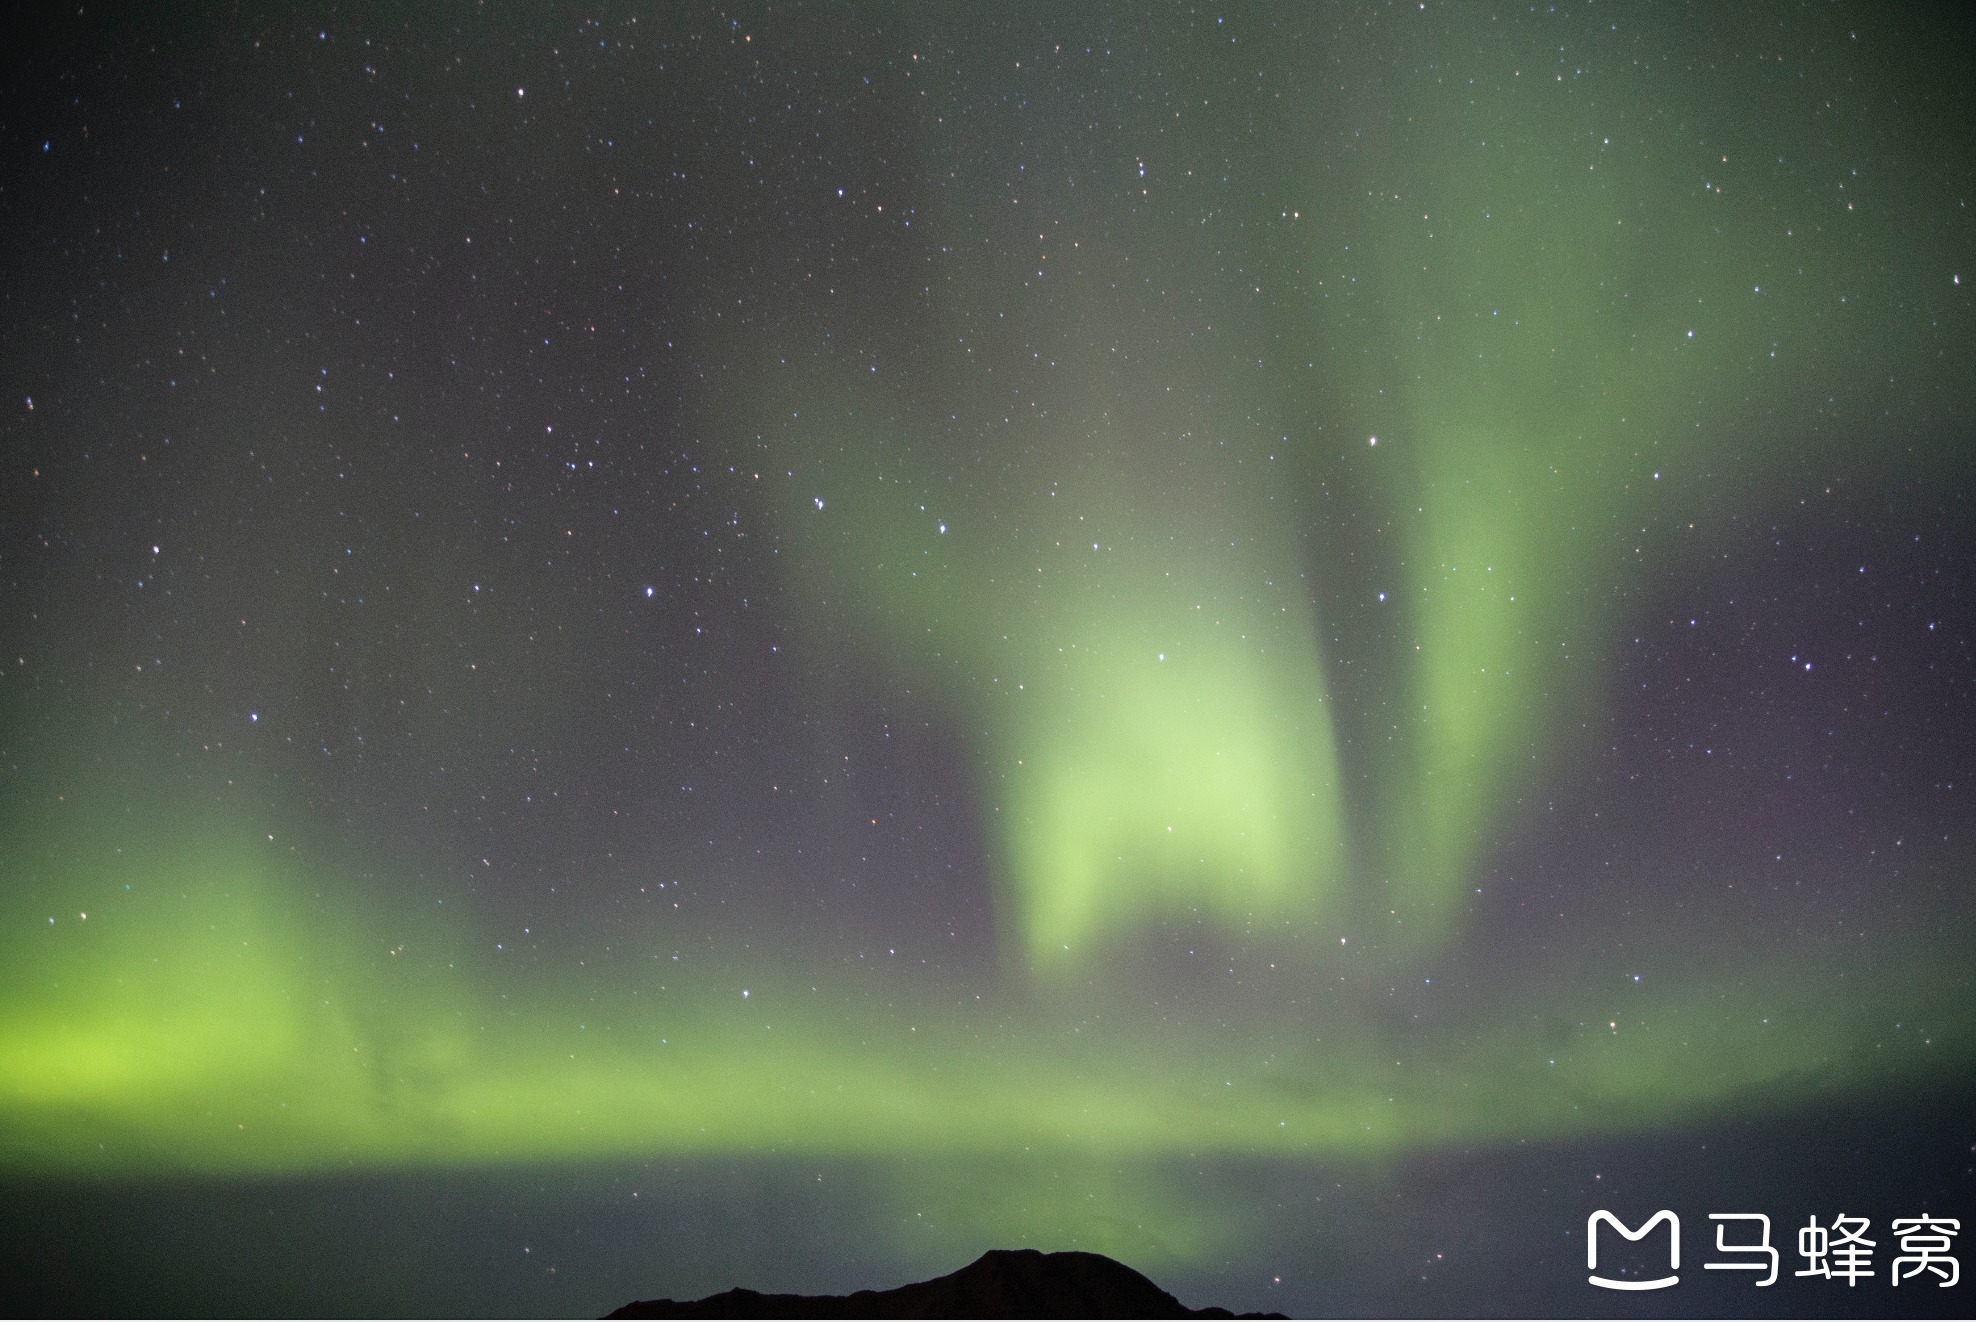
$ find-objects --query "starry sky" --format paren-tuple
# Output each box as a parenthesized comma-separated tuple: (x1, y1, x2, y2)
(2, 2, 1973, 1316)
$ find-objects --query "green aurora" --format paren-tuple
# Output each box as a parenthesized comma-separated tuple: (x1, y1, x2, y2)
(1, 2, 1970, 1279)
(3, 795, 1964, 1188)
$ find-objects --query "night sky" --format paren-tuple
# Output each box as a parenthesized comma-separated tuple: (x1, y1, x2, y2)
(2, 2, 1973, 1317)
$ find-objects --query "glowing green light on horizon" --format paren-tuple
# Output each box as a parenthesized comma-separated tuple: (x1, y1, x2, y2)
(1, 806, 1965, 1181)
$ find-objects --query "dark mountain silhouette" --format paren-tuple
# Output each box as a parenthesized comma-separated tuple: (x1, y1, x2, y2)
(606, 1247, 1285, 1319)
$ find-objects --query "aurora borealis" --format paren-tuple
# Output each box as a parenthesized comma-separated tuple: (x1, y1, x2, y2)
(2, 2, 1973, 1315)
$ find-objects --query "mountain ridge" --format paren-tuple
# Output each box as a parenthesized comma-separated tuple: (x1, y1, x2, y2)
(606, 1247, 1286, 1319)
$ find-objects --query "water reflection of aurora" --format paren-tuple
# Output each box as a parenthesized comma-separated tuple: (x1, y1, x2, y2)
(1, 0, 1969, 1279)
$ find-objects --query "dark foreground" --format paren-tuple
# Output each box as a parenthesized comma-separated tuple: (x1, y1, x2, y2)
(606, 1247, 1286, 1319)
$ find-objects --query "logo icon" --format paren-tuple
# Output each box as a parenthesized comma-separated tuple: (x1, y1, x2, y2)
(1588, 1210, 1681, 1291)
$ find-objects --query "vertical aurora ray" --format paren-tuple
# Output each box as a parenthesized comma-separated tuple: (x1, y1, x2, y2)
(1249, 10, 1976, 934)
(760, 373, 1349, 967)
